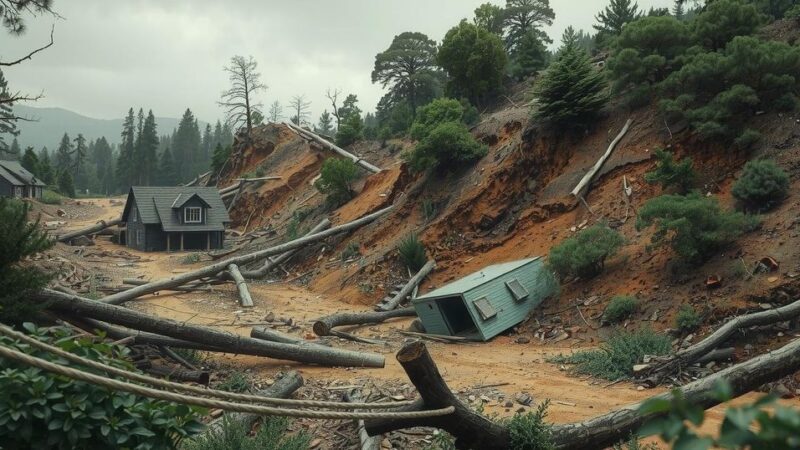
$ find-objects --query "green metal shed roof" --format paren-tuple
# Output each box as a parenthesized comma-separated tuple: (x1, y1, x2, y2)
(414, 257, 541, 302)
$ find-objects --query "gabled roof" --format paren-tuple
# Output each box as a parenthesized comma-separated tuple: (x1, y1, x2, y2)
(414, 257, 541, 301)
(0, 160, 46, 186)
(122, 186, 230, 232)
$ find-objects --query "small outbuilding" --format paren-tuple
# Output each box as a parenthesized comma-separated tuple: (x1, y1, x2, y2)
(0, 160, 45, 199)
(412, 257, 555, 341)
(120, 186, 231, 252)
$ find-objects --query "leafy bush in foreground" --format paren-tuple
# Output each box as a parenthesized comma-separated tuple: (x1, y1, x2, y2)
(181, 414, 309, 450)
(405, 121, 487, 172)
(314, 158, 360, 207)
(603, 295, 638, 324)
(548, 224, 624, 279)
(507, 401, 554, 450)
(0, 324, 204, 449)
(732, 159, 789, 212)
(552, 328, 671, 381)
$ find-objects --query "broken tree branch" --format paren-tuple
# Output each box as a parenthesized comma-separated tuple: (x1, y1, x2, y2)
(0, 25, 54, 66)
(285, 121, 381, 173)
(638, 297, 800, 386)
(227, 263, 253, 307)
(101, 205, 394, 305)
(250, 326, 322, 346)
(346, 390, 382, 450)
(241, 219, 332, 279)
(377, 260, 435, 311)
(314, 307, 417, 337)
(43, 290, 385, 368)
(57, 218, 122, 243)
(571, 118, 633, 199)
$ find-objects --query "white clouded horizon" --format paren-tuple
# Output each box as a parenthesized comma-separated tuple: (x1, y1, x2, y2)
(3, 0, 671, 125)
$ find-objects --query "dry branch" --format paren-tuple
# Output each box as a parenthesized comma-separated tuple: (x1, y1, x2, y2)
(638, 298, 800, 385)
(250, 326, 320, 346)
(43, 290, 385, 368)
(571, 118, 633, 199)
(227, 263, 253, 307)
(345, 391, 382, 450)
(285, 121, 381, 173)
(314, 308, 417, 337)
(241, 219, 332, 279)
(377, 260, 435, 311)
(100, 205, 394, 305)
(57, 218, 122, 243)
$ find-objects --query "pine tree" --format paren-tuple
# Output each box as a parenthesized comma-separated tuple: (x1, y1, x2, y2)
(504, 0, 556, 49)
(594, 0, 641, 36)
(534, 30, 608, 130)
(57, 170, 75, 198)
(0, 69, 19, 156)
(72, 133, 88, 191)
(172, 109, 201, 182)
(157, 147, 177, 185)
(317, 110, 334, 135)
(211, 143, 230, 174)
(38, 147, 54, 185)
(7, 137, 21, 160)
(117, 108, 136, 189)
(138, 110, 158, 185)
(55, 133, 73, 176)
(201, 124, 212, 170)
(673, 0, 684, 19)
(20, 146, 39, 177)
(91, 137, 114, 194)
(511, 30, 549, 80)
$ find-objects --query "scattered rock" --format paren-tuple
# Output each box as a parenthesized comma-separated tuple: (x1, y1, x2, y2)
(515, 336, 531, 344)
(515, 392, 532, 406)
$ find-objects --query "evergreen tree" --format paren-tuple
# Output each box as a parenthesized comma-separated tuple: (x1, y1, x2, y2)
(317, 110, 334, 135)
(594, 0, 642, 37)
(91, 137, 114, 194)
(116, 108, 136, 189)
(511, 30, 549, 80)
(201, 124, 212, 169)
(7, 137, 20, 160)
(372, 32, 441, 112)
(20, 146, 39, 176)
(157, 147, 177, 185)
(72, 133, 88, 191)
(673, 0, 684, 19)
(534, 29, 608, 130)
(57, 170, 75, 198)
(135, 110, 158, 185)
(211, 143, 231, 174)
(38, 147, 54, 185)
(55, 133, 72, 175)
(172, 109, 201, 182)
(504, 0, 556, 49)
(221, 123, 234, 147)
(474, 3, 506, 35)
(0, 69, 19, 156)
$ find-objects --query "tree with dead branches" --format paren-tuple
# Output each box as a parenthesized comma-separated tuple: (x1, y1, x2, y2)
(289, 94, 311, 126)
(267, 100, 282, 123)
(325, 88, 342, 129)
(218, 55, 266, 141)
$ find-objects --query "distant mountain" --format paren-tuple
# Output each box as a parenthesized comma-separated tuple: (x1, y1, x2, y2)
(12, 105, 210, 151)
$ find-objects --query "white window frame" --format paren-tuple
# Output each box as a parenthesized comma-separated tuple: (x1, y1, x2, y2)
(184, 207, 202, 224)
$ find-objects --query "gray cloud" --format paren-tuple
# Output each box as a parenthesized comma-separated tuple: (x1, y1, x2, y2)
(2, 0, 672, 124)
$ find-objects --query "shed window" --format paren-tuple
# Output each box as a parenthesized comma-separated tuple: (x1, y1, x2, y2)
(184, 207, 202, 223)
(505, 279, 529, 301)
(473, 297, 497, 321)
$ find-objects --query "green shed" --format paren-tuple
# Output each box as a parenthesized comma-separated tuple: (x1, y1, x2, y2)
(412, 257, 554, 341)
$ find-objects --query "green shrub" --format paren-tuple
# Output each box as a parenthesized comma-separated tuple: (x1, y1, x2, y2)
(787, 5, 800, 19)
(340, 241, 360, 261)
(57, 170, 75, 198)
(732, 159, 789, 212)
(675, 305, 701, 332)
(603, 295, 639, 324)
(410, 98, 466, 141)
(636, 193, 759, 264)
(216, 372, 252, 393)
(0, 324, 205, 449)
(40, 189, 64, 205)
(507, 400, 554, 450)
(692, 0, 764, 50)
(181, 414, 309, 450)
(0, 198, 53, 324)
(181, 253, 201, 265)
(551, 328, 671, 381)
(405, 121, 487, 172)
(335, 113, 364, 147)
(422, 198, 437, 222)
(643, 149, 696, 194)
(397, 232, 427, 272)
(548, 224, 624, 279)
(314, 158, 360, 207)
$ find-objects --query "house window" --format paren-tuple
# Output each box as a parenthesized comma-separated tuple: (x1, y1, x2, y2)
(473, 297, 497, 321)
(184, 207, 202, 223)
(505, 279, 529, 302)
(131, 207, 137, 223)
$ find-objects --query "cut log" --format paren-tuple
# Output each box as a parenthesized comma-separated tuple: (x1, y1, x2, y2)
(550, 337, 800, 450)
(205, 371, 303, 436)
(101, 205, 394, 305)
(364, 341, 509, 450)
(57, 218, 123, 243)
(241, 219, 332, 279)
(43, 290, 385, 368)
(696, 347, 734, 365)
(313, 307, 417, 337)
(639, 297, 800, 385)
(250, 326, 320, 346)
(233, 176, 282, 182)
(227, 263, 253, 307)
(345, 391, 382, 450)
(145, 363, 210, 385)
(158, 345, 199, 371)
(376, 260, 435, 311)
(227, 181, 244, 212)
(285, 121, 381, 173)
(571, 118, 633, 199)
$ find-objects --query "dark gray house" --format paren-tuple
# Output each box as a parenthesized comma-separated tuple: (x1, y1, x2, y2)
(121, 186, 231, 252)
(0, 160, 45, 199)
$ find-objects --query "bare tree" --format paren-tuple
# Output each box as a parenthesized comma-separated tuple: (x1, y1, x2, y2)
(288, 94, 311, 126)
(218, 55, 266, 141)
(267, 100, 282, 123)
(325, 88, 342, 130)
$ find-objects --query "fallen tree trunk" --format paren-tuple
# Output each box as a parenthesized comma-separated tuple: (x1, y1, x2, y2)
(364, 341, 510, 449)
(241, 219, 332, 279)
(550, 337, 800, 450)
(227, 264, 253, 307)
(44, 290, 385, 368)
(345, 391, 382, 450)
(57, 218, 123, 243)
(205, 371, 303, 436)
(183, 171, 210, 187)
(251, 326, 320, 346)
(314, 307, 417, 337)
(639, 298, 800, 386)
(285, 122, 381, 173)
(571, 118, 633, 199)
(234, 176, 281, 182)
(146, 363, 210, 385)
(376, 260, 435, 311)
(101, 205, 394, 305)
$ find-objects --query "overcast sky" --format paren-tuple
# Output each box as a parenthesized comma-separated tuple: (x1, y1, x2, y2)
(3, 0, 672, 124)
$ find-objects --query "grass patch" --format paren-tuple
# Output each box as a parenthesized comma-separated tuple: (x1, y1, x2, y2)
(216, 372, 252, 393)
(603, 295, 638, 324)
(181, 253, 201, 264)
(422, 198, 437, 222)
(340, 241, 360, 261)
(551, 328, 671, 381)
(173, 348, 205, 366)
(397, 232, 427, 272)
(181, 415, 309, 450)
(675, 305, 701, 332)
(507, 400, 554, 450)
(40, 189, 64, 205)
